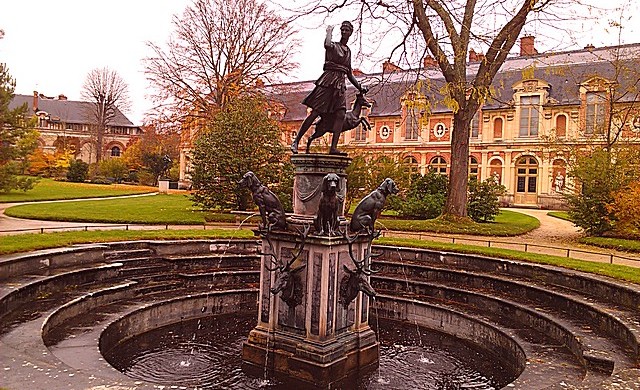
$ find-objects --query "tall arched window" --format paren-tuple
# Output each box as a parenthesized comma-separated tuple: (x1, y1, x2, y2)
(516, 156, 538, 200)
(493, 117, 503, 139)
(429, 156, 447, 175)
(111, 146, 121, 157)
(403, 156, 419, 175)
(469, 156, 479, 180)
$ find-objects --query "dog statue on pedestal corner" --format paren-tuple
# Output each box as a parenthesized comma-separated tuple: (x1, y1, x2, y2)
(314, 173, 342, 236)
(349, 178, 399, 235)
(238, 171, 287, 232)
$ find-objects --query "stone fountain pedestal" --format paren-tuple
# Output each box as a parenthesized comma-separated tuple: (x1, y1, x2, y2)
(242, 154, 379, 387)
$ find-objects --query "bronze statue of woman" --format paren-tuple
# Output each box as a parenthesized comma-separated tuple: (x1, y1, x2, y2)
(291, 21, 366, 155)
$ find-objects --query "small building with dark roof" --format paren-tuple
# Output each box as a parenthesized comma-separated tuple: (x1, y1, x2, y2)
(9, 91, 142, 163)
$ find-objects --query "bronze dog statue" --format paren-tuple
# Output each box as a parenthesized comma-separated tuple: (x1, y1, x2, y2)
(238, 171, 287, 232)
(314, 173, 342, 236)
(349, 178, 399, 235)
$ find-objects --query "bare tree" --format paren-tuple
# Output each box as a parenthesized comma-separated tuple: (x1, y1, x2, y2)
(81, 67, 130, 163)
(285, 0, 588, 218)
(145, 0, 299, 127)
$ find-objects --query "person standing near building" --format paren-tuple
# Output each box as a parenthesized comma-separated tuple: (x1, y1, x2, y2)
(291, 21, 366, 155)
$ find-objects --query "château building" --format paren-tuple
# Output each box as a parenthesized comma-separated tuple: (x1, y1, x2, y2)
(10, 91, 142, 163)
(179, 37, 640, 209)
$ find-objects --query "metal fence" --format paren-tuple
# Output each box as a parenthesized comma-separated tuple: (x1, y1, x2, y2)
(379, 230, 640, 266)
(1, 223, 638, 267)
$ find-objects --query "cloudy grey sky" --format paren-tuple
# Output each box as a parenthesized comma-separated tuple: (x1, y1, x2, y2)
(1, 0, 639, 125)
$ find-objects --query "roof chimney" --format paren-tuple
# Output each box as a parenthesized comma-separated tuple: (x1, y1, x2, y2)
(423, 56, 438, 68)
(382, 61, 402, 73)
(520, 36, 538, 56)
(33, 91, 38, 112)
(469, 49, 485, 63)
(584, 44, 595, 51)
(58, 94, 67, 100)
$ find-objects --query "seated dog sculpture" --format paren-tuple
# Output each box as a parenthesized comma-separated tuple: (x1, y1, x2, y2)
(349, 178, 399, 235)
(238, 171, 287, 232)
(314, 173, 342, 236)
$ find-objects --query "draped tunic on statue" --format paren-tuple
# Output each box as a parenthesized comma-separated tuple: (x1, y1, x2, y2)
(302, 41, 352, 114)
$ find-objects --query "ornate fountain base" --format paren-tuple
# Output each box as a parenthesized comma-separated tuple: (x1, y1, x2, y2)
(242, 325, 378, 386)
(242, 154, 379, 387)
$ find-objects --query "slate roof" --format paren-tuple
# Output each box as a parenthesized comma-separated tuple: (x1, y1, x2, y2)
(266, 43, 640, 121)
(9, 94, 137, 127)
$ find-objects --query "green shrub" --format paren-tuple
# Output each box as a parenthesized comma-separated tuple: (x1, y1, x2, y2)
(467, 176, 506, 222)
(90, 176, 113, 185)
(565, 147, 640, 236)
(393, 172, 448, 219)
(66, 159, 89, 183)
(137, 170, 157, 186)
(98, 158, 128, 183)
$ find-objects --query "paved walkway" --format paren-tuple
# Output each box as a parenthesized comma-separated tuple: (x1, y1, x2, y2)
(1, 198, 639, 267)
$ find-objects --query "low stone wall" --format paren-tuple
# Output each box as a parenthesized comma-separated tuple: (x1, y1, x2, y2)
(99, 289, 257, 359)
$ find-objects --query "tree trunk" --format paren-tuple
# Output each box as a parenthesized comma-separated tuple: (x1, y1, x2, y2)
(443, 113, 470, 217)
(96, 126, 104, 163)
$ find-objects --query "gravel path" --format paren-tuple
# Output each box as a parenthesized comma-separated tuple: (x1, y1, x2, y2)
(507, 208, 582, 243)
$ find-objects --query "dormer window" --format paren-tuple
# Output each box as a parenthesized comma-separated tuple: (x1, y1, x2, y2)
(405, 106, 420, 140)
(519, 95, 540, 137)
(585, 91, 606, 134)
(401, 89, 427, 141)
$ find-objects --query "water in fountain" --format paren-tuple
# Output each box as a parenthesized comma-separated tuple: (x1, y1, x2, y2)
(394, 247, 430, 365)
(106, 312, 509, 389)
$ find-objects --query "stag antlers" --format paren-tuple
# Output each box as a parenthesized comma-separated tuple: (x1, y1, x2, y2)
(261, 224, 310, 273)
(344, 230, 381, 274)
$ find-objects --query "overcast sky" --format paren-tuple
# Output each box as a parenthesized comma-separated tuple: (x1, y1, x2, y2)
(1, 0, 640, 125)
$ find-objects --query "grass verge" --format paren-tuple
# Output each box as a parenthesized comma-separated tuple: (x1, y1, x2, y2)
(376, 209, 539, 236)
(376, 237, 640, 284)
(0, 229, 255, 255)
(579, 237, 640, 254)
(547, 211, 572, 222)
(0, 178, 156, 203)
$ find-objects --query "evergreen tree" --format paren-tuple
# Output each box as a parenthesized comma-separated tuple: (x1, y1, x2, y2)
(191, 95, 289, 210)
(0, 63, 38, 193)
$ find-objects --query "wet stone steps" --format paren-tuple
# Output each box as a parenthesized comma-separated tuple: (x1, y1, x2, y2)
(372, 258, 640, 365)
(373, 275, 630, 376)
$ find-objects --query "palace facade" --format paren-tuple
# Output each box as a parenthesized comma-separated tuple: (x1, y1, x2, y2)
(10, 91, 141, 163)
(179, 37, 640, 209)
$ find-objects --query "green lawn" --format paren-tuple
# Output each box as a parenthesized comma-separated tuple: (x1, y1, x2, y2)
(0, 229, 255, 255)
(375, 209, 540, 236)
(376, 237, 640, 284)
(0, 178, 156, 203)
(6, 195, 538, 236)
(5, 194, 209, 225)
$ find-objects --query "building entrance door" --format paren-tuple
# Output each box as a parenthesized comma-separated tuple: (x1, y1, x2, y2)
(514, 156, 538, 205)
